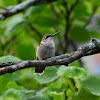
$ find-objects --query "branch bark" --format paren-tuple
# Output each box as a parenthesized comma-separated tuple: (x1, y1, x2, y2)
(0, 0, 57, 20)
(0, 38, 99, 75)
(69, 39, 84, 67)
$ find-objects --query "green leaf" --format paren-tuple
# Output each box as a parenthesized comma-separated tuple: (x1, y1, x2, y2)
(58, 66, 88, 78)
(1, 88, 23, 100)
(25, 5, 46, 16)
(0, 76, 10, 94)
(73, 2, 89, 17)
(49, 79, 62, 89)
(34, 66, 59, 84)
(81, 76, 100, 96)
(69, 26, 90, 43)
(16, 43, 36, 60)
(23, 88, 51, 100)
(49, 89, 65, 100)
(46, 78, 68, 99)
(91, 0, 100, 6)
(17, 69, 39, 90)
(4, 15, 25, 36)
(89, 31, 100, 39)
(31, 94, 51, 100)
(0, 55, 21, 63)
(66, 0, 76, 5)
(3, 0, 17, 6)
(4, 72, 20, 81)
(7, 81, 23, 90)
(71, 88, 100, 100)
(69, 60, 81, 67)
(34, 17, 59, 27)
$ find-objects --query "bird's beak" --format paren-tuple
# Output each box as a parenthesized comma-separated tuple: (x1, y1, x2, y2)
(52, 31, 61, 37)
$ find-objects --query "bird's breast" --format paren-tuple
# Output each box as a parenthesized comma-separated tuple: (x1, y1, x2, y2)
(36, 41, 55, 60)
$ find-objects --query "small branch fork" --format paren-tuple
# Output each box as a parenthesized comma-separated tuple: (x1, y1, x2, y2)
(62, 0, 79, 53)
(0, 38, 99, 75)
(0, 0, 57, 20)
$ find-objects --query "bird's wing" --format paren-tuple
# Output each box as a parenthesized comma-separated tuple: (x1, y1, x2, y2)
(36, 43, 42, 60)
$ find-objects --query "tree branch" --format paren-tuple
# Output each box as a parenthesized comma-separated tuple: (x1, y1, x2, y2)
(0, 38, 99, 75)
(68, 39, 84, 67)
(69, 0, 79, 14)
(62, 0, 68, 12)
(0, 0, 57, 20)
(63, 0, 79, 53)
(62, 0, 70, 53)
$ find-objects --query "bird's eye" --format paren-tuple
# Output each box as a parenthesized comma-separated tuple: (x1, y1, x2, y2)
(45, 36, 49, 39)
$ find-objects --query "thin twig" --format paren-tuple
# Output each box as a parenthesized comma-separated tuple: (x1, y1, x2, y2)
(84, 6, 98, 28)
(28, 23, 42, 38)
(62, 0, 68, 12)
(69, 0, 79, 14)
(50, 4, 59, 19)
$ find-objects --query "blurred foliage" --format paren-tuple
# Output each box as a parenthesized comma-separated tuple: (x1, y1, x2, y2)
(0, 0, 100, 100)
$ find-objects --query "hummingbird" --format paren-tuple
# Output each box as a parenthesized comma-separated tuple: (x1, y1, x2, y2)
(35, 31, 60, 73)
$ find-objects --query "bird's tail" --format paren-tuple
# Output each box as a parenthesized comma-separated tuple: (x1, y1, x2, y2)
(35, 67, 45, 73)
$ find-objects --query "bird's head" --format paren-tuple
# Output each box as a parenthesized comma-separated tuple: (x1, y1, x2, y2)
(41, 31, 61, 42)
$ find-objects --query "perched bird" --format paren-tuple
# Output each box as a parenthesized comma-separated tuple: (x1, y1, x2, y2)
(35, 31, 60, 73)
